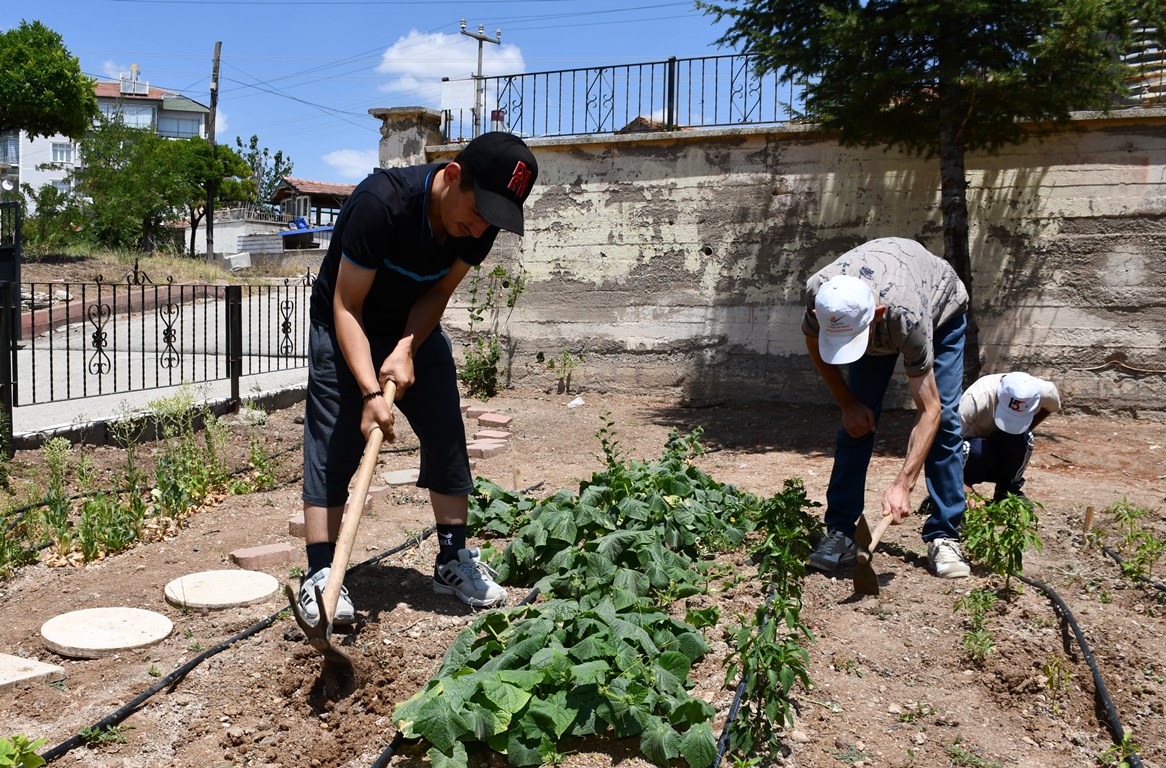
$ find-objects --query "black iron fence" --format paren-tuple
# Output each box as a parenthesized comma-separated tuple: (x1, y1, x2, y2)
(441, 46, 1166, 142)
(0, 267, 314, 443)
(442, 54, 806, 142)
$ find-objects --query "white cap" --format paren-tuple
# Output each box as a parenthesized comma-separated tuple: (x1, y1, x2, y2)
(994, 372, 1042, 434)
(815, 275, 875, 365)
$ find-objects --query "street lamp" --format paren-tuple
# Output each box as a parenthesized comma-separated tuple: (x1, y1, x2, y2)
(460, 19, 501, 138)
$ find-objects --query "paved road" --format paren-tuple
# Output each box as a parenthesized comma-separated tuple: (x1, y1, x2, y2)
(9, 288, 311, 441)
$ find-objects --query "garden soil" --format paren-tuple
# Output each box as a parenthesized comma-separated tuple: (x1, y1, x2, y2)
(1, 387, 1164, 768)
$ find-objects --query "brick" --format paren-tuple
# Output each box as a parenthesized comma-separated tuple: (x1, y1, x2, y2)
(288, 512, 305, 538)
(467, 440, 510, 458)
(229, 542, 295, 569)
(383, 468, 421, 486)
(460, 400, 486, 414)
(473, 429, 512, 441)
(365, 485, 390, 507)
(464, 405, 493, 418)
(478, 413, 513, 428)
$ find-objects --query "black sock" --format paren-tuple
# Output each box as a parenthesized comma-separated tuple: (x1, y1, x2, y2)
(436, 524, 466, 564)
(306, 542, 335, 578)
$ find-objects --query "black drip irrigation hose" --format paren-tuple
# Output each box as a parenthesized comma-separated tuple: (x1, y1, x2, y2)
(711, 583, 777, 768)
(36, 528, 436, 766)
(1016, 573, 1146, 768)
(1101, 545, 1166, 593)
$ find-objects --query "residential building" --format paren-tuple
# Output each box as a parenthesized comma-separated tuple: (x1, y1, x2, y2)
(0, 66, 210, 212)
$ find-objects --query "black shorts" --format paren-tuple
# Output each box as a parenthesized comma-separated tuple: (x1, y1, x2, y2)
(301, 322, 472, 507)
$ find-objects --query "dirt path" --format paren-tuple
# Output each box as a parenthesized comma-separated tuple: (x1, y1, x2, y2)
(1, 389, 1163, 768)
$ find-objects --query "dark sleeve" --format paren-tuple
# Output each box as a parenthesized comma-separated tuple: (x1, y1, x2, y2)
(338, 192, 393, 270)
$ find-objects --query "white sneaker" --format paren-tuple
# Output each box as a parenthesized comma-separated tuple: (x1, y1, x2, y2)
(433, 548, 508, 608)
(298, 567, 357, 625)
(809, 530, 857, 572)
(927, 538, 971, 579)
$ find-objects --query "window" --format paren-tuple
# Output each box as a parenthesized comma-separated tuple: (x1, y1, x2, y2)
(52, 143, 74, 164)
(0, 133, 18, 166)
(157, 116, 200, 139)
(52, 180, 72, 195)
(99, 102, 155, 129)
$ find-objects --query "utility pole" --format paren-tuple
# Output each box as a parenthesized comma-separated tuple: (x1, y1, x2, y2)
(206, 41, 221, 263)
(459, 19, 501, 138)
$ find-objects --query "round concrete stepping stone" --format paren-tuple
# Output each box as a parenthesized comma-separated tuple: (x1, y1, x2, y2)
(41, 607, 173, 659)
(163, 569, 279, 610)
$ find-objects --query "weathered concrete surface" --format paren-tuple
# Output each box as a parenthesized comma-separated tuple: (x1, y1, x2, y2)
(392, 113, 1166, 418)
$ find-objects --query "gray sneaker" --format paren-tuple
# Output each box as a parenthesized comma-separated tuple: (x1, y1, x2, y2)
(927, 537, 971, 579)
(809, 530, 857, 572)
(433, 548, 507, 608)
(298, 567, 357, 625)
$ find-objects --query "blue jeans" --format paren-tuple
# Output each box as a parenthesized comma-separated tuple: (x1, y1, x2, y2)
(824, 314, 967, 542)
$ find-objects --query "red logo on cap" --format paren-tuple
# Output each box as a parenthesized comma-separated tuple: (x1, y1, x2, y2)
(1008, 397, 1027, 412)
(507, 161, 532, 199)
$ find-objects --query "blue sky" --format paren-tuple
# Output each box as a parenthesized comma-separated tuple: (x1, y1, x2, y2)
(4, 0, 735, 183)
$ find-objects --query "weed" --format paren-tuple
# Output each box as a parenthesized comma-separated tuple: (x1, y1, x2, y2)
(1043, 652, 1072, 715)
(40, 437, 75, 554)
(459, 263, 527, 399)
(946, 736, 1002, 767)
(79, 724, 133, 746)
(147, 664, 162, 678)
(1097, 731, 1141, 768)
(535, 349, 585, 394)
(897, 702, 934, 723)
(961, 629, 996, 664)
(953, 588, 998, 631)
(830, 743, 874, 765)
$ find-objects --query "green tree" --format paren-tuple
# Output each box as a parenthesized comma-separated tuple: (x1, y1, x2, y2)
(168, 139, 256, 256)
(234, 134, 293, 209)
(0, 20, 98, 140)
(73, 116, 189, 251)
(699, 0, 1163, 379)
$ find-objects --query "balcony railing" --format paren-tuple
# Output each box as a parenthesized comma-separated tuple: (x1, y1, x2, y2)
(441, 45, 1166, 143)
(442, 54, 806, 142)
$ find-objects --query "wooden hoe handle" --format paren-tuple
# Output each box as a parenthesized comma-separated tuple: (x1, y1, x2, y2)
(319, 379, 396, 621)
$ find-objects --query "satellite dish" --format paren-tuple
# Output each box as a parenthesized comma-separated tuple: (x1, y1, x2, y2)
(0, 180, 13, 191)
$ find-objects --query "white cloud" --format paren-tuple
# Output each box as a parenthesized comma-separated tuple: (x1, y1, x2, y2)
(375, 30, 525, 106)
(101, 60, 122, 79)
(215, 110, 228, 137)
(323, 149, 378, 181)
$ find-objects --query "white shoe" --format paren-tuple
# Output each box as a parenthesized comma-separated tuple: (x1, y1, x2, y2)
(433, 548, 507, 608)
(927, 538, 971, 579)
(298, 567, 356, 625)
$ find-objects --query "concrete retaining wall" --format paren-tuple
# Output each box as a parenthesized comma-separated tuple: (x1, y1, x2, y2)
(388, 110, 1166, 418)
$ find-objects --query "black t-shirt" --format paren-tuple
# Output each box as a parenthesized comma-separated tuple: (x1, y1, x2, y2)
(310, 163, 497, 339)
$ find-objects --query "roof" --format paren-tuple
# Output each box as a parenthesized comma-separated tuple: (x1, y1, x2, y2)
(269, 177, 357, 205)
(94, 82, 210, 113)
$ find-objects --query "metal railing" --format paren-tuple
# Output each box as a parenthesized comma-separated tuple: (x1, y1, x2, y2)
(442, 54, 806, 142)
(0, 267, 315, 438)
(441, 45, 1166, 142)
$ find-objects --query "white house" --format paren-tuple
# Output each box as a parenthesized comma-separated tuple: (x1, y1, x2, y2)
(0, 66, 210, 212)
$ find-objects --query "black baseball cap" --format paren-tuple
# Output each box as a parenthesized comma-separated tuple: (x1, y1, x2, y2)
(456, 132, 538, 236)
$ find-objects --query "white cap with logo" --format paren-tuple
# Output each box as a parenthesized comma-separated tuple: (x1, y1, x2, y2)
(994, 372, 1042, 434)
(815, 275, 876, 365)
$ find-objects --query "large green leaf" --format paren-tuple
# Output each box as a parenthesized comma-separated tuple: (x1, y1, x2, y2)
(679, 722, 717, 768)
(639, 714, 681, 766)
(427, 741, 468, 768)
(403, 694, 474, 754)
(479, 674, 533, 716)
